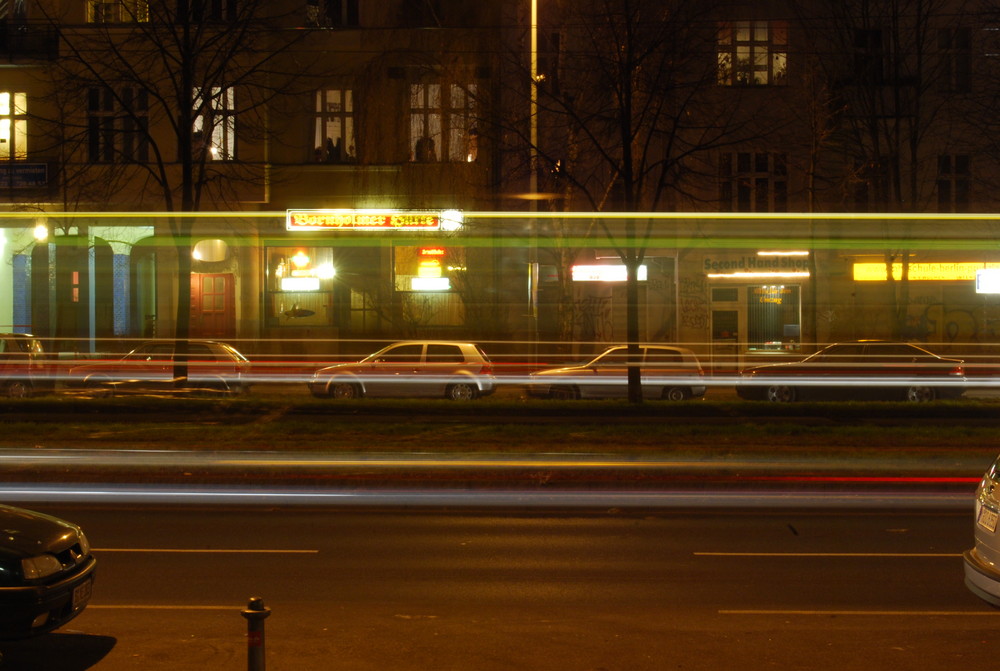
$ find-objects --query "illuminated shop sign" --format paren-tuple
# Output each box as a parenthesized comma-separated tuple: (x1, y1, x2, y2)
(572, 265, 647, 282)
(977, 269, 1000, 294)
(704, 254, 810, 273)
(853, 262, 1000, 282)
(286, 209, 463, 231)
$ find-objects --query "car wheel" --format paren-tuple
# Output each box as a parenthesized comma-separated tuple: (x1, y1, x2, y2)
(330, 382, 361, 399)
(4, 380, 30, 399)
(446, 382, 477, 401)
(766, 385, 796, 403)
(549, 385, 579, 400)
(906, 385, 936, 402)
(663, 386, 691, 402)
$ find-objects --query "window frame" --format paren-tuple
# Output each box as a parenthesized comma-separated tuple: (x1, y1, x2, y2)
(717, 20, 787, 87)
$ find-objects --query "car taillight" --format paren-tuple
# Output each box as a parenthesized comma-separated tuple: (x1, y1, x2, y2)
(950, 365, 964, 376)
(481, 362, 493, 375)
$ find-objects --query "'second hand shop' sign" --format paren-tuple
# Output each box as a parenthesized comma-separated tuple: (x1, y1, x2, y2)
(286, 209, 462, 231)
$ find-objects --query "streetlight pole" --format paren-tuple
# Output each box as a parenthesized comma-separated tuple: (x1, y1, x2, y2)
(528, 0, 539, 358)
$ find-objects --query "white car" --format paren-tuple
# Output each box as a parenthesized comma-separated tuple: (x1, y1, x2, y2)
(964, 454, 1000, 606)
(308, 341, 495, 401)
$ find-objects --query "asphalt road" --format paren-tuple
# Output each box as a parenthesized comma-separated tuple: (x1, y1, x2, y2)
(0, 503, 994, 671)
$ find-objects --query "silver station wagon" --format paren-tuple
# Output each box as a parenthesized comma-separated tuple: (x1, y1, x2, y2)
(527, 344, 706, 401)
(308, 341, 496, 401)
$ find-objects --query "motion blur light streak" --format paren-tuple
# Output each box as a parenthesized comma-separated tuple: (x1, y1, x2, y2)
(0, 483, 972, 509)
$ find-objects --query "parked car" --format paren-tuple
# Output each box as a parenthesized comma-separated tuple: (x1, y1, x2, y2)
(0, 505, 96, 640)
(0, 333, 47, 398)
(736, 340, 966, 402)
(308, 341, 495, 401)
(965, 454, 1000, 607)
(527, 345, 707, 401)
(68, 339, 251, 396)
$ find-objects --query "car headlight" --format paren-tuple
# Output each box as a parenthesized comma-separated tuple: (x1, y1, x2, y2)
(21, 554, 63, 580)
(77, 530, 91, 556)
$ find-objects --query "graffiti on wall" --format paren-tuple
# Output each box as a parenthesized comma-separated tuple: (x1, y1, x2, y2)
(679, 276, 708, 330)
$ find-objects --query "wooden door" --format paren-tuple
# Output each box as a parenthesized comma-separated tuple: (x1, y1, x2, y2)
(190, 274, 235, 339)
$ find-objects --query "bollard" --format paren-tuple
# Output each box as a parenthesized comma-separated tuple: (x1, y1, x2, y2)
(241, 596, 271, 671)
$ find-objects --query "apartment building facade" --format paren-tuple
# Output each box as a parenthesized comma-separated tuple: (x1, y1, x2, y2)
(0, 0, 996, 363)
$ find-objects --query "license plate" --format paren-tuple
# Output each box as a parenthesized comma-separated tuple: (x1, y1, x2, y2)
(978, 506, 999, 533)
(72, 578, 93, 611)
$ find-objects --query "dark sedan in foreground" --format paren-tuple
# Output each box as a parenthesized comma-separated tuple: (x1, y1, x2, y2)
(965, 454, 1000, 607)
(0, 505, 96, 640)
(736, 340, 966, 402)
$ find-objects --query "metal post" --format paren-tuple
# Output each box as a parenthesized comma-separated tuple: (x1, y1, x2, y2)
(242, 596, 271, 671)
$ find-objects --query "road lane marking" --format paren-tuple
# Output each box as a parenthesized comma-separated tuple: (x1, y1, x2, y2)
(94, 548, 318, 554)
(721, 609, 1000, 616)
(87, 605, 238, 610)
(696, 552, 960, 558)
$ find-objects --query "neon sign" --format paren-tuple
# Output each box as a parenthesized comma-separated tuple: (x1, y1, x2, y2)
(286, 209, 463, 231)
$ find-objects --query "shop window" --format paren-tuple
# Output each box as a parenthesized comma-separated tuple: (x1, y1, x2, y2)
(394, 245, 464, 292)
(0, 91, 27, 161)
(410, 82, 478, 163)
(719, 152, 787, 212)
(747, 285, 800, 350)
(266, 246, 335, 327)
(313, 89, 355, 163)
(937, 154, 970, 212)
(717, 20, 787, 87)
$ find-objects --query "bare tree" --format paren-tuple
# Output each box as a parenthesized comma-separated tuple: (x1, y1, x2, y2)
(34, 0, 311, 382)
(503, 0, 767, 401)
(800, 0, 973, 339)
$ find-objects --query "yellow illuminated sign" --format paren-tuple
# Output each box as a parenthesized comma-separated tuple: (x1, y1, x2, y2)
(286, 209, 442, 231)
(853, 262, 1000, 281)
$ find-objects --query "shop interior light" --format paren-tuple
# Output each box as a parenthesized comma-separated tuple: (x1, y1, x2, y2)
(707, 271, 810, 279)
(411, 277, 450, 291)
(316, 263, 336, 280)
(757, 250, 809, 256)
(440, 210, 463, 231)
(572, 265, 648, 282)
(291, 251, 310, 268)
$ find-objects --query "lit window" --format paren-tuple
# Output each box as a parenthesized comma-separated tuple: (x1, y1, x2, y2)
(0, 92, 27, 160)
(194, 86, 235, 161)
(313, 89, 355, 163)
(718, 21, 787, 87)
(410, 82, 478, 163)
(88, 0, 149, 23)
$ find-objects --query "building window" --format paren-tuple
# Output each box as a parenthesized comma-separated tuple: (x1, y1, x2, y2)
(937, 154, 970, 212)
(306, 0, 359, 27)
(190, 0, 236, 22)
(410, 83, 478, 163)
(88, 0, 149, 23)
(313, 89, 355, 163)
(194, 86, 235, 161)
(1, 1, 27, 20)
(88, 87, 149, 163)
(719, 152, 787, 212)
(717, 20, 787, 86)
(0, 92, 27, 161)
(853, 29, 885, 85)
(938, 28, 971, 93)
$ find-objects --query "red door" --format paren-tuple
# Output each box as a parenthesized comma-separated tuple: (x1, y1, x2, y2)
(190, 274, 235, 339)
